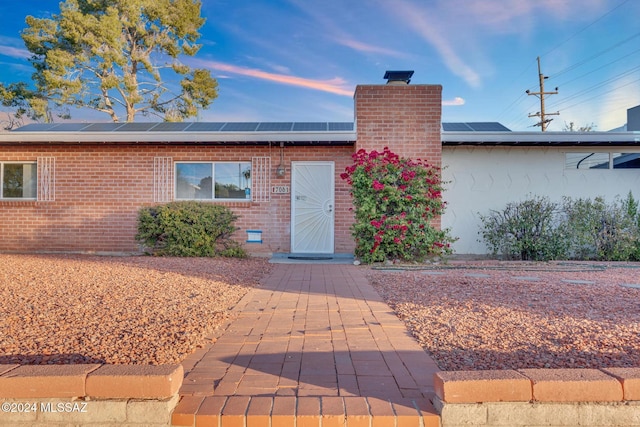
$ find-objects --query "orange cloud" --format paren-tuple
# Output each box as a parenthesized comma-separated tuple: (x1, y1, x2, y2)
(336, 38, 408, 58)
(192, 59, 353, 96)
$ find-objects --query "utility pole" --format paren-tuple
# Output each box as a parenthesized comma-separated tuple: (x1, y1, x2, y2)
(526, 57, 559, 131)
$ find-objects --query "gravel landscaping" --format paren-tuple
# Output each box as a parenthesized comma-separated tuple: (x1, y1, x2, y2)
(368, 262, 640, 371)
(0, 254, 271, 365)
(2, 254, 638, 372)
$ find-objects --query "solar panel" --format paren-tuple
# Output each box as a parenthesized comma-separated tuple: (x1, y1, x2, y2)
(256, 122, 294, 131)
(328, 122, 354, 131)
(442, 123, 473, 131)
(220, 122, 260, 131)
(442, 122, 511, 132)
(83, 123, 125, 132)
(466, 122, 511, 132)
(48, 123, 91, 131)
(114, 122, 159, 132)
(293, 122, 328, 131)
(12, 123, 57, 132)
(149, 122, 193, 132)
(186, 122, 226, 131)
(10, 120, 410, 134)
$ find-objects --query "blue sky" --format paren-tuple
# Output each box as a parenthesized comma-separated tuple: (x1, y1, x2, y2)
(0, 0, 639, 131)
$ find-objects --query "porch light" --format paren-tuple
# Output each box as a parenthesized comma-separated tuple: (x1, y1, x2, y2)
(275, 142, 286, 177)
(384, 70, 414, 85)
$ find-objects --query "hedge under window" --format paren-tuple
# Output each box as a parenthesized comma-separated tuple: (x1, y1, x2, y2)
(1, 162, 37, 199)
(175, 162, 251, 200)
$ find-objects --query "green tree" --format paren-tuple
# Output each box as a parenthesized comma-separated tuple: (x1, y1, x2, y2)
(16, 0, 217, 122)
(0, 82, 58, 129)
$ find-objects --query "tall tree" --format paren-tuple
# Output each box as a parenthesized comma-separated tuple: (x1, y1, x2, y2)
(19, 0, 217, 122)
(0, 82, 50, 129)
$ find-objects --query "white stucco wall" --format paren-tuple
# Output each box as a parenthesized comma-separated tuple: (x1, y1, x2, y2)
(442, 146, 640, 254)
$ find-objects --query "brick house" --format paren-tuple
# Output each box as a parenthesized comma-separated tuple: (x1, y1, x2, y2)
(0, 78, 443, 255)
(1, 74, 638, 255)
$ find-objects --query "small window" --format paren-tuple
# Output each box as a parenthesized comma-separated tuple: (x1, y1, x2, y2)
(1, 162, 37, 199)
(565, 153, 610, 169)
(613, 153, 640, 169)
(175, 162, 251, 200)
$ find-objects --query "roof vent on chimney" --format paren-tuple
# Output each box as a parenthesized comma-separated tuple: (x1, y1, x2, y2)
(384, 70, 414, 85)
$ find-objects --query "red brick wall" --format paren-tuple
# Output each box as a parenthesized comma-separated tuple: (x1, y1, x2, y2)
(354, 84, 442, 164)
(354, 84, 443, 227)
(0, 145, 355, 254)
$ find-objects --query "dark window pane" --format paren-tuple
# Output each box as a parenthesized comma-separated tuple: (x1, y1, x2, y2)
(175, 163, 213, 199)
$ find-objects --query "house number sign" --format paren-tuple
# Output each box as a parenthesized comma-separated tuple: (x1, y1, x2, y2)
(272, 185, 290, 194)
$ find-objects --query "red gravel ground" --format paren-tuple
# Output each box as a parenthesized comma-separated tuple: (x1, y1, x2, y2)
(0, 254, 272, 365)
(368, 262, 640, 371)
(3, 255, 638, 372)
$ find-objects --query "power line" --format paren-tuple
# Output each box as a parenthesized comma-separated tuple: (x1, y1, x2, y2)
(548, 31, 640, 81)
(547, 65, 640, 111)
(500, 0, 633, 129)
(541, 0, 632, 59)
(550, 46, 640, 89)
(553, 76, 640, 114)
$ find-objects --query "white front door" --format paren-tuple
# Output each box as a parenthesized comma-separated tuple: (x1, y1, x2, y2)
(291, 161, 335, 253)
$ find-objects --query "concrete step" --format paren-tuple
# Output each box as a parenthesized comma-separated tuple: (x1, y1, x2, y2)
(170, 395, 440, 427)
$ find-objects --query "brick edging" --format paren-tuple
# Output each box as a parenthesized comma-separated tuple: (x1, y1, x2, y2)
(0, 363, 183, 399)
(434, 367, 640, 403)
(171, 396, 440, 427)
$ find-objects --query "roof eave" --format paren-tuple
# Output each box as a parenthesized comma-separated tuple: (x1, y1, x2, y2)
(442, 131, 640, 146)
(0, 130, 357, 145)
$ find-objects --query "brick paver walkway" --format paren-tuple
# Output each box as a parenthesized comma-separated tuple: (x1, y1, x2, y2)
(171, 263, 440, 426)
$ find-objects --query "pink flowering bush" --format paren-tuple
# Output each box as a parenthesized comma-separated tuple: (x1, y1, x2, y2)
(341, 147, 455, 263)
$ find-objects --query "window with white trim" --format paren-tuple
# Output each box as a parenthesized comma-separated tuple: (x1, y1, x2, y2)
(1, 162, 37, 199)
(175, 162, 252, 200)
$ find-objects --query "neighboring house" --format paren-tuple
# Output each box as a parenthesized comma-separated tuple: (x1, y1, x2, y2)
(442, 129, 640, 254)
(1, 74, 638, 255)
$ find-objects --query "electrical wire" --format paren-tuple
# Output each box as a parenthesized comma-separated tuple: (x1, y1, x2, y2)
(550, 46, 640, 89)
(498, 0, 635, 129)
(540, 0, 632, 59)
(547, 65, 640, 111)
(548, 31, 640, 81)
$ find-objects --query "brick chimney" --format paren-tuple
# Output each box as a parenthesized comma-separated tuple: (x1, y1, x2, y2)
(354, 73, 442, 167)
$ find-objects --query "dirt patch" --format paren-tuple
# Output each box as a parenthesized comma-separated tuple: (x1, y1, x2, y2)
(368, 263, 640, 370)
(0, 254, 272, 365)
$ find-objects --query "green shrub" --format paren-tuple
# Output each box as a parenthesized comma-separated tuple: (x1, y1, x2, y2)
(479, 193, 640, 261)
(624, 191, 640, 261)
(341, 147, 456, 264)
(136, 201, 246, 257)
(478, 196, 569, 261)
(563, 194, 640, 261)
